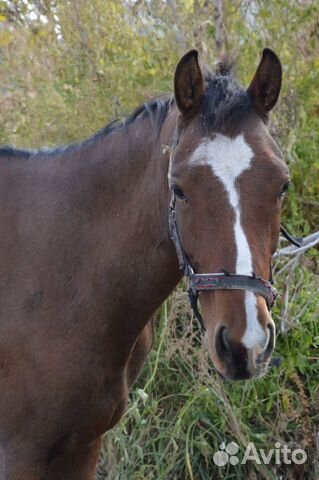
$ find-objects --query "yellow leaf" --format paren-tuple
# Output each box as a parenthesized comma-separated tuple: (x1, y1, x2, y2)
(0, 15, 7, 22)
(0, 31, 13, 47)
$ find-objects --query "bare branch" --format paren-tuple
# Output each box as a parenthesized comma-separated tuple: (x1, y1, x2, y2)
(274, 231, 319, 257)
(214, 0, 227, 56)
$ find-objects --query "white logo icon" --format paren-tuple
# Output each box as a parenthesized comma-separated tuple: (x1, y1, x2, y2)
(213, 442, 240, 466)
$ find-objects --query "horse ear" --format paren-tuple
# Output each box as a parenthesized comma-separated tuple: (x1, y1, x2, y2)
(174, 50, 204, 118)
(247, 48, 282, 119)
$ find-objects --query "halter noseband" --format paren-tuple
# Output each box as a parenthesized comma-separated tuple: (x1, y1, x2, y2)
(167, 134, 302, 334)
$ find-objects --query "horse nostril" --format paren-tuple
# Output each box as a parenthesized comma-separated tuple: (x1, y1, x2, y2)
(256, 323, 275, 365)
(265, 323, 275, 356)
(216, 326, 232, 362)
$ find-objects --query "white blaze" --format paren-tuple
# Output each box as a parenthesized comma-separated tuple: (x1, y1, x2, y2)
(190, 133, 266, 349)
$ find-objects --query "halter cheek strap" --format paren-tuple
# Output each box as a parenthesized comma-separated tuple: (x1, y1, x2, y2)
(280, 225, 302, 248)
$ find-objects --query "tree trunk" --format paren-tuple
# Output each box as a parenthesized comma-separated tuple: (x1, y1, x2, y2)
(214, 0, 227, 57)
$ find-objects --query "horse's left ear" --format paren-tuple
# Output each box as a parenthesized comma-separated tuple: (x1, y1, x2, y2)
(247, 48, 282, 119)
(174, 50, 204, 118)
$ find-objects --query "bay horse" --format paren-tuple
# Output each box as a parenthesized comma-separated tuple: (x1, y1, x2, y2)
(0, 48, 289, 479)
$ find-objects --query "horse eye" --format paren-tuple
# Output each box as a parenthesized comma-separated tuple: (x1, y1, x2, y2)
(280, 181, 290, 198)
(173, 185, 187, 201)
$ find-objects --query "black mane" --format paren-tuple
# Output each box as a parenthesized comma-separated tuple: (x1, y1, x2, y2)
(0, 146, 35, 159)
(0, 97, 172, 159)
(0, 61, 250, 159)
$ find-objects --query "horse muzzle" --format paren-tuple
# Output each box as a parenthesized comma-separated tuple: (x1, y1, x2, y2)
(213, 322, 275, 381)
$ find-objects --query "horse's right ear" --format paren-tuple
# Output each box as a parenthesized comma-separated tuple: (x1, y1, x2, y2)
(174, 50, 204, 118)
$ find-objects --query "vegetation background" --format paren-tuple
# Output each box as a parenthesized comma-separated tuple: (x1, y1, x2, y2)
(0, 1, 318, 478)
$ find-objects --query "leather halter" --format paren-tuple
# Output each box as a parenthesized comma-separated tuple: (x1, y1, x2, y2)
(167, 135, 302, 334)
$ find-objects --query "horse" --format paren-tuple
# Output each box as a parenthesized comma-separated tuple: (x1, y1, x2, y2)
(0, 48, 289, 479)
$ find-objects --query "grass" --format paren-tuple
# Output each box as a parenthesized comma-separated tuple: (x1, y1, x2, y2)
(100, 247, 319, 480)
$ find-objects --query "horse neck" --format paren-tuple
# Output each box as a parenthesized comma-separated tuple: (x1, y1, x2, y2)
(88, 109, 181, 348)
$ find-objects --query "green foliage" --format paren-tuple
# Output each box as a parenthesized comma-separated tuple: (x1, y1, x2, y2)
(1, 1, 318, 479)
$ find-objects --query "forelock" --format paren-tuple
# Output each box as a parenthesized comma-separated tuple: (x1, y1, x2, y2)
(200, 63, 252, 134)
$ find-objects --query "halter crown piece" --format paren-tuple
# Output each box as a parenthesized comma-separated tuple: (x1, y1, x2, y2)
(167, 136, 302, 334)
